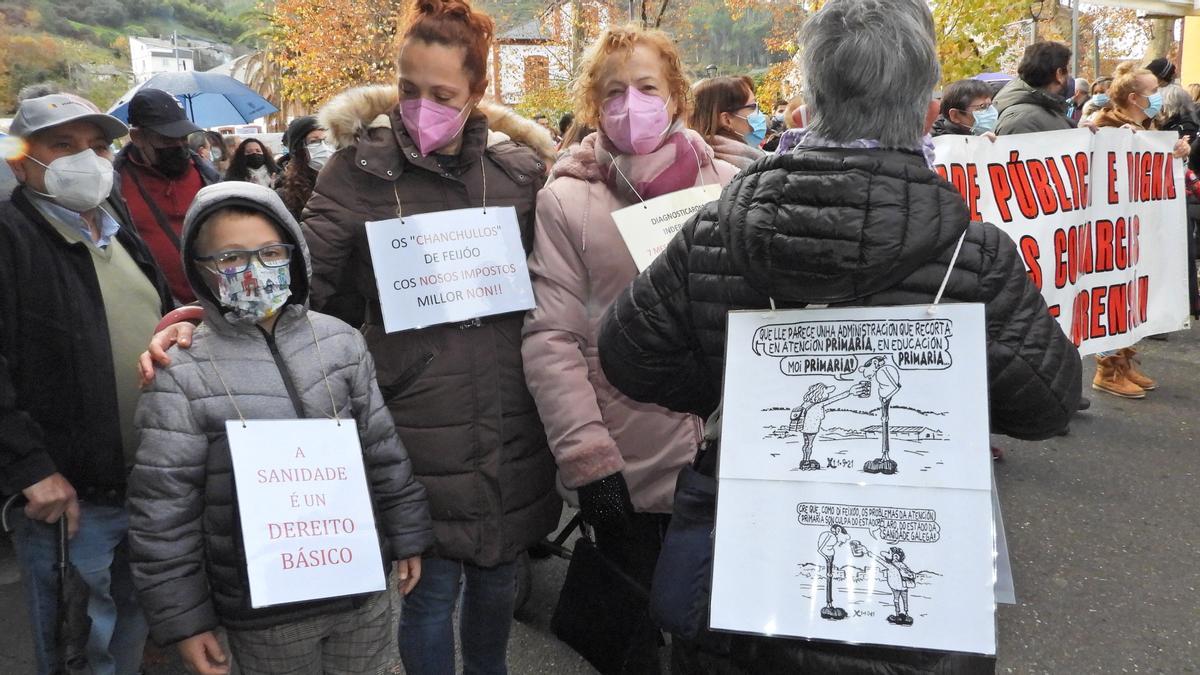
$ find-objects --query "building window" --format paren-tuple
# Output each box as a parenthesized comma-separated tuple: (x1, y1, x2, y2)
(523, 55, 549, 93)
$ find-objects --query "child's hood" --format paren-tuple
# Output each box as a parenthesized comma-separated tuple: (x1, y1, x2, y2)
(180, 182, 312, 326)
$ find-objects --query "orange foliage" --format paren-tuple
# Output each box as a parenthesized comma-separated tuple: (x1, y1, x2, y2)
(265, 0, 407, 109)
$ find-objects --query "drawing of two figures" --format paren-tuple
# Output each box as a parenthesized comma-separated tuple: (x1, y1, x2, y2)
(791, 356, 901, 475)
(818, 525, 917, 626)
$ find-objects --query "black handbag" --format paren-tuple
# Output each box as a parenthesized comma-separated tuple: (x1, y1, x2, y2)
(648, 457, 718, 640)
(551, 516, 652, 674)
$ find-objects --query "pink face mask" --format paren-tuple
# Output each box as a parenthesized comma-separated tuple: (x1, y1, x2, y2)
(600, 88, 672, 155)
(400, 97, 471, 157)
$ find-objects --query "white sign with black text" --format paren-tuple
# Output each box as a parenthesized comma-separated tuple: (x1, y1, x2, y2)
(611, 184, 723, 271)
(366, 206, 535, 333)
(710, 304, 997, 655)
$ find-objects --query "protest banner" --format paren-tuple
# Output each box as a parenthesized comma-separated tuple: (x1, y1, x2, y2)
(710, 305, 997, 655)
(365, 206, 535, 333)
(227, 419, 386, 608)
(933, 128, 1190, 355)
(611, 184, 723, 271)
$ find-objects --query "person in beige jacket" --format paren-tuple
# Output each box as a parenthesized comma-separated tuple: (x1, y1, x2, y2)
(521, 25, 738, 674)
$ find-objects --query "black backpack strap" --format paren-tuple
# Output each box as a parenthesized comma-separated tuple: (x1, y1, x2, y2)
(126, 167, 182, 251)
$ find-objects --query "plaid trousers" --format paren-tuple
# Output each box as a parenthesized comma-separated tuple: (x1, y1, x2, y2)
(228, 591, 395, 675)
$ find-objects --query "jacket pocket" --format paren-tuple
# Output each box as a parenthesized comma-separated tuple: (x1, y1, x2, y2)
(379, 352, 436, 402)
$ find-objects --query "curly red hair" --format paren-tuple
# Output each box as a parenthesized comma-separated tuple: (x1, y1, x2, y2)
(572, 24, 692, 127)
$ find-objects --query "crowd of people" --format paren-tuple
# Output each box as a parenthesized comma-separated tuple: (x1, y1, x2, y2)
(0, 0, 1193, 673)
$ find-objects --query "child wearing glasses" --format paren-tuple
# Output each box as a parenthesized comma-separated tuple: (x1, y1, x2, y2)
(125, 182, 432, 674)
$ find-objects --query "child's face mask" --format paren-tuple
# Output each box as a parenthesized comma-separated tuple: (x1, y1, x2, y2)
(214, 260, 292, 321)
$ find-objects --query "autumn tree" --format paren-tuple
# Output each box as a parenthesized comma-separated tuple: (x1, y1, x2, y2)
(263, 0, 407, 110)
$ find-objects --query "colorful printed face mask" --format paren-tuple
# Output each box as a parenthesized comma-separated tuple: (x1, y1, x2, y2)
(601, 88, 672, 155)
(400, 97, 471, 157)
(215, 260, 292, 321)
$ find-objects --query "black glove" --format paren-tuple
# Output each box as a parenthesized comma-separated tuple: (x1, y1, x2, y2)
(577, 473, 633, 533)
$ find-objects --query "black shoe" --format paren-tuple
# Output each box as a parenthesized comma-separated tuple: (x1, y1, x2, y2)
(1077, 396, 1091, 411)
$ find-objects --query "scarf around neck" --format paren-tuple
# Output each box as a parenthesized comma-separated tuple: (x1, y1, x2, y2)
(595, 121, 710, 203)
(780, 128, 937, 169)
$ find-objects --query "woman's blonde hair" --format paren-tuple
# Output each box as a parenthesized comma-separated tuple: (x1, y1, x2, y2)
(571, 24, 692, 127)
(1107, 61, 1155, 108)
(783, 94, 805, 129)
(689, 75, 754, 140)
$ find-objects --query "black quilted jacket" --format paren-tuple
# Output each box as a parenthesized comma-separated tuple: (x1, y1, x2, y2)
(600, 147, 1080, 441)
(598, 147, 1080, 673)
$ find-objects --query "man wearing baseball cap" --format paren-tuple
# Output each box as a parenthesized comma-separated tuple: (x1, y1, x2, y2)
(1, 94, 172, 675)
(113, 88, 220, 303)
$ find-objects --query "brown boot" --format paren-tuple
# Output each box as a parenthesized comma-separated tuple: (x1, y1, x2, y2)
(1092, 356, 1146, 399)
(1118, 348, 1157, 390)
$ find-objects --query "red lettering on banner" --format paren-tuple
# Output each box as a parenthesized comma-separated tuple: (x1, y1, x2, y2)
(1054, 229, 1068, 288)
(1095, 219, 1114, 272)
(937, 164, 983, 222)
(1139, 152, 1153, 201)
(1046, 157, 1074, 211)
(1068, 276, 1151, 345)
(1107, 152, 1120, 204)
(1029, 159, 1059, 215)
(1008, 152, 1040, 218)
(1019, 235, 1042, 289)
(987, 163, 1014, 222)
(1074, 152, 1090, 208)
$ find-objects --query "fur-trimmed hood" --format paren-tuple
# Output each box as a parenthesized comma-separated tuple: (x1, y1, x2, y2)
(318, 84, 556, 164)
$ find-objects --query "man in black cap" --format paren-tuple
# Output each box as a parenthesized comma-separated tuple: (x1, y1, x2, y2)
(2, 93, 172, 675)
(113, 88, 220, 303)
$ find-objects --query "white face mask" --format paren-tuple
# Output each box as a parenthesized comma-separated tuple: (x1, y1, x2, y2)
(30, 149, 114, 213)
(306, 141, 333, 171)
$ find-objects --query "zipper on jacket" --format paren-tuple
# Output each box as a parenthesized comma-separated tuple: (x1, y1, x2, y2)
(258, 324, 305, 417)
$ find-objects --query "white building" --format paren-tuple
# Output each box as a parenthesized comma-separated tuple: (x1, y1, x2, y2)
(129, 37, 195, 84)
(488, 0, 618, 106)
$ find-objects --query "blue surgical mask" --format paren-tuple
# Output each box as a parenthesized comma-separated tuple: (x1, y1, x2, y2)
(738, 110, 768, 147)
(1142, 91, 1163, 119)
(971, 105, 999, 134)
(1091, 93, 1110, 108)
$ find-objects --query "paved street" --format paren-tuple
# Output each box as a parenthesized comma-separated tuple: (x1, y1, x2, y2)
(1, 325, 1197, 673)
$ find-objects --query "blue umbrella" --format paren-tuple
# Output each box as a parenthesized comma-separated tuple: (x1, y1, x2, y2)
(974, 72, 1015, 83)
(107, 71, 278, 128)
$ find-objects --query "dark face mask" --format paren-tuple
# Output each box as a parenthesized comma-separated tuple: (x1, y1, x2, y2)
(152, 145, 192, 178)
(245, 154, 267, 170)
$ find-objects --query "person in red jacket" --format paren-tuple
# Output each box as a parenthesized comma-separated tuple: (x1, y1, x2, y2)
(113, 88, 220, 303)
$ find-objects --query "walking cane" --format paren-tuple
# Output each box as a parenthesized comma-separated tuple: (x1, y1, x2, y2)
(53, 515, 92, 675)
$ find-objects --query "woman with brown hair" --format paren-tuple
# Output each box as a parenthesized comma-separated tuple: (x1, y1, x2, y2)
(521, 25, 738, 673)
(689, 75, 767, 170)
(301, 2, 562, 672)
(275, 115, 329, 220)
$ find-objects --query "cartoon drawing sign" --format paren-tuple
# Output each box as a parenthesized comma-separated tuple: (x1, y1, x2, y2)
(711, 304, 996, 655)
(365, 206, 535, 333)
(933, 128, 1191, 355)
(719, 305, 991, 491)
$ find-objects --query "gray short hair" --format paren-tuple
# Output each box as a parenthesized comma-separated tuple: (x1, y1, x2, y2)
(1160, 83, 1195, 121)
(801, 0, 940, 148)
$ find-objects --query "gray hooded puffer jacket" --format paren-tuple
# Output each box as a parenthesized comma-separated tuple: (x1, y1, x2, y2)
(127, 182, 433, 645)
